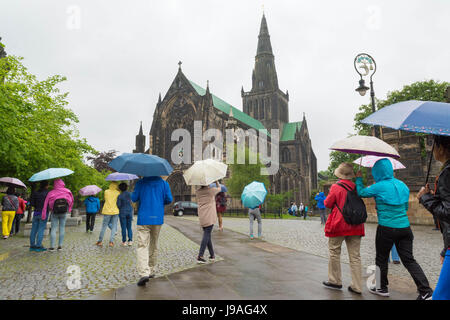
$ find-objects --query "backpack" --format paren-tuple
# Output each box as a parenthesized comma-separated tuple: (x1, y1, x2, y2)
(53, 198, 69, 214)
(335, 183, 367, 225)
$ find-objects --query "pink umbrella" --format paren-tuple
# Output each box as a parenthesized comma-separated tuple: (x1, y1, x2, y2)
(0, 177, 27, 188)
(79, 185, 102, 196)
(353, 156, 406, 170)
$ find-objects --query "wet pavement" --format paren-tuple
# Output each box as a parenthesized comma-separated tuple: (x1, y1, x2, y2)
(90, 216, 419, 300)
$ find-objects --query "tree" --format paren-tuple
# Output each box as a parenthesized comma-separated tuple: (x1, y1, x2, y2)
(87, 150, 118, 172)
(266, 191, 292, 214)
(0, 48, 107, 194)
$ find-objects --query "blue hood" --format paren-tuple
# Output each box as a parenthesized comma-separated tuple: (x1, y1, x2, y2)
(371, 158, 409, 205)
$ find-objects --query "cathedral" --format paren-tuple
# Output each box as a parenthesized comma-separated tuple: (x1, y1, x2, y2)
(133, 14, 318, 206)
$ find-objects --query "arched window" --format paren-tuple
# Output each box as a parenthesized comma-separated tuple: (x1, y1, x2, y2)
(254, 100, 259, 119)
(260, 99, 264, 119)
(281, 148, 291, 163)
(248, 101, 252, 114)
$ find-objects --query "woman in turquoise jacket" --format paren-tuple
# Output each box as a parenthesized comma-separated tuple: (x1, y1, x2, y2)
(356, 158, 433, 300)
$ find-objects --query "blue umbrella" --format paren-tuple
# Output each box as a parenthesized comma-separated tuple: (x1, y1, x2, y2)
(361, 100, 450, 136)
(209, 183, 228, 192)
(29, 168, 74, 182)
(105, 172, 139, 181)
(108, 153, 173, 177)
(241, 181, 267, 209)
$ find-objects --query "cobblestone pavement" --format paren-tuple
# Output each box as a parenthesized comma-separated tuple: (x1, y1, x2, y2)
(0, 216, 221, 300)
(182, 216, 444, 288)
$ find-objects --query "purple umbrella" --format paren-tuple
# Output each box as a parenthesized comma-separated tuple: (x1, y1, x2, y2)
(0, 177, 27, 189)
(105, 172, 139, 181)
(79, 185, 102, 196)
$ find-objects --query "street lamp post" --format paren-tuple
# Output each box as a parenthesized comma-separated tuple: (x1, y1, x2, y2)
(354, 53, 379, 138)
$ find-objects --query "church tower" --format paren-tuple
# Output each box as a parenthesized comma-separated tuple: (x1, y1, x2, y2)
(133, 121, 146, 153)
(242, 13, 289, 131)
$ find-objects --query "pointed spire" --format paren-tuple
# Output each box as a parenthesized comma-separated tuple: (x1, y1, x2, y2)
(157, 92, 162, 104)
(139, 121, 143, 135)
(229, 107, 234, 118)
(257, 13, 273, 56)
(178, 60, 182, 70)
(206, 80, 210, 95)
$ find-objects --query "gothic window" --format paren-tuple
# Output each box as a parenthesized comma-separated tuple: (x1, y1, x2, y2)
(283, 178, 289, 192)
(254, 100, 259, 119)
(260, 99, 264, 119)
(248, 101, 252, 114)
(281, 148, 291, 163)
(259, 81, 264, 88)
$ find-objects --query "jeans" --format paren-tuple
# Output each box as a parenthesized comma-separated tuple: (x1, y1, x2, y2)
(98, 214, 119, 243)
(50, 213, 68, 248)
(199, 225, 214, 258)
(86, 213, 96, 232)
(249, 211, 262, 237)
(30, 214, 48, 248)
(320, 208, 327, 224)
(389, 244, 400, 262)
(433, 249, 450, 300)
(11, 214, 23, 234)
(119, 213, 133, 242)
(375, 225, 432, 295)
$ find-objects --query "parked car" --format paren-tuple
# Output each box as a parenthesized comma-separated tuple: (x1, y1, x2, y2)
(173, 201, 198, 216)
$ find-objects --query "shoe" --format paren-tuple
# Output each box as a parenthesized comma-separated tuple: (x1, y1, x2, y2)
(348, 286, 362, 294)
(48, 247, 55, 252)
(128, 241, 133, 246)
(197, 257, 206, 264)
(109, 242, 114, 247)
(96, 241, 103, 247)
(29, 246, 37, 252)
(393, 260, 401, 265)
(322, 281, 342, 290)
(416, 291, 433, 300)
(36, 247, 48, 252)
(219, 227, 223, 232)
(432, 228, 439, 231)
(137, 276, 149, 287)
(369, 286, 390, 297)
(122, 242, 127, 246)
(3, 236, 8, 239)
(57, 246, 62, 251)
(209, 256, 215, 262)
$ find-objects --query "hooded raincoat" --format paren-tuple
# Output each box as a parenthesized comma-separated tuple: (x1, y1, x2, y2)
(356, 158, 410, 228)
(41, 179, 74, 220)
(315, 192, 326, 209)
(84, 196, 101, 213)
(102, 182, 120, 215)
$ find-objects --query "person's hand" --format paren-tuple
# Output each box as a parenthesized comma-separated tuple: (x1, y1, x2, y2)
(356, 171, 362, 178)
(441, 255, 444, 265)
(417, 184, 431, 199)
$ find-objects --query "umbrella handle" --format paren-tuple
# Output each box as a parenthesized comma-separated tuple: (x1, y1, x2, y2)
(425, 139, 435, 185)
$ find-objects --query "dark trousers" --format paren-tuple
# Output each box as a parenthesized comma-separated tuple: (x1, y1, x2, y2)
(86, 213, 96, 232)
(375, 225, 432, 295)
(199, 225, 214, 258)
(11, 214, 23, 234)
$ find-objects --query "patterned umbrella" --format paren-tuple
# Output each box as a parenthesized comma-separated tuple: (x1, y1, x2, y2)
(183, 159, 228, 186)
(241, 181, 267, 209)
(29, 168, 74, 182)
(79, 185, 102, 196)
(330, 135, 400, 158)
(353, 156, 406, 170)
(0, 177, 27, 189)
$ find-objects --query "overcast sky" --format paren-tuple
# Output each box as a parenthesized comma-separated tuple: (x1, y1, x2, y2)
(1, 0, 449, 171)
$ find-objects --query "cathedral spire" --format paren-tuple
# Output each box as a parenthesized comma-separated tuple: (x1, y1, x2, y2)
(256, 13, 273, 56)
(158, 92, 162, 104)
(139, 121, 143, 135)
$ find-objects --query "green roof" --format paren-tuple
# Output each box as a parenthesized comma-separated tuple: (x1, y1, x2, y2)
(189, 80, 269, 136)
(281, 121, 302, 141)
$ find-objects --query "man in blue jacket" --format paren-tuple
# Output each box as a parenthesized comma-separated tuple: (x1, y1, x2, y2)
(84, 195, 101, 233)
(132, 176, 173, 286)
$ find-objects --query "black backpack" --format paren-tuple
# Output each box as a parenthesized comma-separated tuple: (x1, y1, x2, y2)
(335, 183, 367, 225)
(53, 198, 69, 214)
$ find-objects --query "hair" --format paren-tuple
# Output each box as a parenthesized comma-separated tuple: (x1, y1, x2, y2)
(434, 135, 450, 151)
(119, 183, 128, 192)
(39, 180, 49, 190)
(6, 187, 15, 195)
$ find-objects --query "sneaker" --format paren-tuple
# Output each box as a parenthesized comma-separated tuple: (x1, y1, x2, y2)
(36, 247, 48, 252)
(322, 281, 342, 290)
(128, 241, 133, 246)
(109, 242, 114, 247)
(122, 242, 127, 246)
(3, 236, 8, 239)
(48, 247, 55, 252)
(416, 291, 433, 300)
(197, 257, 206, 264)
(209, 256, 215, 262)
(96, 241, 103, 247)
(137, 276, 149, 287)
(29, 246, 37, 252)
(57, 246, 62, 251)
(369, 286, 390, 297)
(348, 286, 362, 294)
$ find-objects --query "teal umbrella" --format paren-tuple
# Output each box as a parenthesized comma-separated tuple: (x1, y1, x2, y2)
(241, 181, 267, 209)
(29, 168, 74, 182)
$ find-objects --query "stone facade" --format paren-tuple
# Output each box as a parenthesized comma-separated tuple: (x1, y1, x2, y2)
(133, 14, 318, 208)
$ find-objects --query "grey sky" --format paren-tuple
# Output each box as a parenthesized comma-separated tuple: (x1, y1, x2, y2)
(1, 0, 449, 171)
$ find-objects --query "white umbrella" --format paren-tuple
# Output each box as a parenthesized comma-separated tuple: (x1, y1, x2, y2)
(330, 135, 400, 159)
(183, 159, 228, 186)
(353, 156, 406, 170)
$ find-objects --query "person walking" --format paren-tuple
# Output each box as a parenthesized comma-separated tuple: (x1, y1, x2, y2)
(304, 205, 308, 220)
(29, 181, 50, 252)
(132, 176, 173, 286)
(418, 134, 450, 300)
(196, 181, 221, 264)
(315, 192, 327, 224)
(357, 158, 433, 300)
(42, 179, 74, 252)
(96, 181, 120, 247)
(215, 191, 227, 231)
(299, 202, 305, 218)
(291, 202, 298, 217)
(322, 163, 365, 295)
(10, 192, 26, 236)
(1, 187, 19, 239)
(84, 194, 100, 233)
(117, 182, 134, 246)
(249, 205, 262, 239)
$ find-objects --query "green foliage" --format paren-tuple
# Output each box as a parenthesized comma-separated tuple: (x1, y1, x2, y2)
(0, 51, 110, 197)
(265, 191, 292, 213)
(310, 189, 318, 208)
(225, 144, 270, 197)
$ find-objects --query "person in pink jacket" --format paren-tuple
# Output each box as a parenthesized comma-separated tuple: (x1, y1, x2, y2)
(42, 179, 74, 251)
